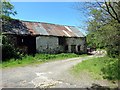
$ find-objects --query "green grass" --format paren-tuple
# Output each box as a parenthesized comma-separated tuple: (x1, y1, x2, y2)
(71, 56, 119, 80)
(1, 53, 87, 68)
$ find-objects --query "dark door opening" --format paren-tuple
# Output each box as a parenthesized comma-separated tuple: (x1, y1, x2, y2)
(58, 37, 66, 45)
(78, 45, 81, 52)
(64, 45, 68, 52)
(71, 45, 76, 53)
(17, 35, 36, 55)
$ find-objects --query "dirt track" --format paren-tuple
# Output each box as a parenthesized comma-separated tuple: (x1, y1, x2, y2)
(1, 55, 117, 88)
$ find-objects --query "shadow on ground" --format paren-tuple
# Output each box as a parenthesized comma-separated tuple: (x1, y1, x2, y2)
(87, 83, 119, 90)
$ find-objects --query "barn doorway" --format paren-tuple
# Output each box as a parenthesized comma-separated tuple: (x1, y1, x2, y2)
(71, 45, 76, 53)
(17, 35, 36, 55)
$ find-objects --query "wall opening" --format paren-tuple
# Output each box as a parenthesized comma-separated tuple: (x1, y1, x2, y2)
(58, 37, 66, 45)
(78, 45, 81, 52)
(17, 37, 25, 46)
(71, 45, 76, 53)
(64, 45, 68, 52)
(17, 36, 36, 55)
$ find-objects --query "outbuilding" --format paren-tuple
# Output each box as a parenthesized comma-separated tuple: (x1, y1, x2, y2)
(3, 20, 87, 54)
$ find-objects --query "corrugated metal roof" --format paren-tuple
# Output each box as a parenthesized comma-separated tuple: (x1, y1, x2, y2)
(3, 20, 85, 37)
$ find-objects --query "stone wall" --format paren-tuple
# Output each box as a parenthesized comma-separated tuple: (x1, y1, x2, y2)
(36, 35, 86, 54)
(36, 36, 64, 53)
(5, 35, 86, 54)
(65, 37, 86, 53)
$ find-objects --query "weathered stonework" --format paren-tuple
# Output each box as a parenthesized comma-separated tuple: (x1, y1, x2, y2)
(36, 36, 61, 53)
(3, 20, 87, 55)
(36, 35, 86, 54)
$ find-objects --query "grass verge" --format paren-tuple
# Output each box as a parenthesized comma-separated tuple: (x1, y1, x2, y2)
(71, 56, 119, 80)
(0, 53, 87, 68)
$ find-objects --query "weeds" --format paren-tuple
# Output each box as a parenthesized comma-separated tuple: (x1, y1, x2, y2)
(71, 56, 120, 80)
(1, 53, 80, 68)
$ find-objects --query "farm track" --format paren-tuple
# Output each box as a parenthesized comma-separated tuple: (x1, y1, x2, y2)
(1, 55, 117, 88)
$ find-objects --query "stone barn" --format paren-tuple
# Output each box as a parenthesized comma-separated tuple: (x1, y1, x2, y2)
(3, 20, 87, 54)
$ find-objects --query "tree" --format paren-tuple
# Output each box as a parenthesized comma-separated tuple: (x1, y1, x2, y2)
(75, 1, 120, 23)
(0, 0, 17, 17)
(1, 1, 22, 61)
(75, 2, 120, 81)
(96, 1, 120, 23)
(0, 0, 17, 28)
(87, 8, 120, 58)
(75, 2, 120, 58)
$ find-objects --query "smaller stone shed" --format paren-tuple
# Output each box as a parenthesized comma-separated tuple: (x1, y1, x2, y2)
(3, 20, 87, 54)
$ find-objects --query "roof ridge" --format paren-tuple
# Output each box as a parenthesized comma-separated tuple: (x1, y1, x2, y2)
(20, 20, 76, 27)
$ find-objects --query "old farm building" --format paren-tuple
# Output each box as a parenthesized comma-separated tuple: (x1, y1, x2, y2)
(3, 20, 86, 54)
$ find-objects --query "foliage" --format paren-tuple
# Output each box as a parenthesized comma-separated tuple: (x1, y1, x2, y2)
(75, 2, 120, 58)
(1, 0, 18, 32)
(86, 2, 120, 58)
(1, 53, 81, 68)
(74, 2, 120, 82)
(71, 56, 120, 80)
(1, 0, 17, 17)
(102, 58, 120, 80)
(87, 19, 120, 58)
(1, 1, 20, 61)
(2, 35, 23, 61)
(102, 2, 120, 23)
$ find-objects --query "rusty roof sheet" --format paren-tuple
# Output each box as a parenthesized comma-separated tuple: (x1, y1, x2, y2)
(3, 20, 85, 37)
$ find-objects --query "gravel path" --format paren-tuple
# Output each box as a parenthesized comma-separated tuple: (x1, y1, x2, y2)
(1, 55, 117, 88)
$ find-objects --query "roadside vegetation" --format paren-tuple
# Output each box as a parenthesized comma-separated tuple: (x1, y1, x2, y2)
(0, 53, 85, 68)
(71, 56, 120, 81)
(73, 2, 120, 83)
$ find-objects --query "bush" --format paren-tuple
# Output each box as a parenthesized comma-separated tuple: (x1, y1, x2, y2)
(106, 46, 119, 58)
(2, 35, 22, 61)
(102, 58, 120, 80)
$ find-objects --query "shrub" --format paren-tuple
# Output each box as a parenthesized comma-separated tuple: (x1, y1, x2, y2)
(2, 35, 22, 61)
(102, 58, 120, 80)
(106, 46, 119, 58)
